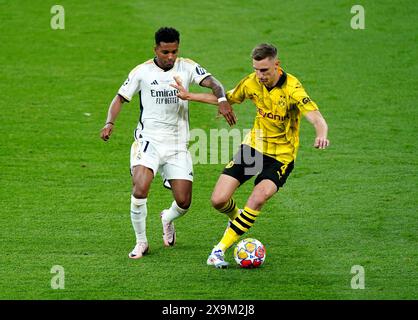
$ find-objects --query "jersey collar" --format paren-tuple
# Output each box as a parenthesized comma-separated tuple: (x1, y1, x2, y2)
(153, 57, 177, 72)
(261, 69, 287, 91)
(274, 69, 287, 88)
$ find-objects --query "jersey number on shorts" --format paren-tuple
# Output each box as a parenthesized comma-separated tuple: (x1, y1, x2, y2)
(142, 140, 150, 153)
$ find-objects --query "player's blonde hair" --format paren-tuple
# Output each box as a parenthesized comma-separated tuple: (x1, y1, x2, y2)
(251, 43, 278, 61)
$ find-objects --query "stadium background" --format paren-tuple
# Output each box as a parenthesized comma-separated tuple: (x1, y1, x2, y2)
(0, 0, 417, 299)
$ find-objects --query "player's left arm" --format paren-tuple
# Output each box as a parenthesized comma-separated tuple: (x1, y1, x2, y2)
(199, 75, 237, 126)
(304, 110, 330, 149)
(290, 78, 330, 149)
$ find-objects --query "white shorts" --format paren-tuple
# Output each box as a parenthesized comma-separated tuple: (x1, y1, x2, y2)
(130, 138, 193, 182)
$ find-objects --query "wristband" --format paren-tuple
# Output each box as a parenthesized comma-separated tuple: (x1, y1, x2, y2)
(217, 97, 227, 103)
(106, 122, 114, 126)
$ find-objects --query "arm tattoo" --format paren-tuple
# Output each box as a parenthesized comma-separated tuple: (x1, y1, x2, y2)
(200, 75, 226, 99)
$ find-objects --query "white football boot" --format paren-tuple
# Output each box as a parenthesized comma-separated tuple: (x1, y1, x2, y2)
(207, 248, 229, 269)
(161, 210, 176, 247)
(128, 242, 149, 259)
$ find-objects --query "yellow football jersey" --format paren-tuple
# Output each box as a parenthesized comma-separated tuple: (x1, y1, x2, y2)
(226, 70, 318, 164)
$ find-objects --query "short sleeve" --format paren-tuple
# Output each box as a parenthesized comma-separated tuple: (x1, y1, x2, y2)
(290, 80, 318, 114)
(118, 66, 142, 102)
(226, 77, 249, 104)
(181, 59, 212, 86)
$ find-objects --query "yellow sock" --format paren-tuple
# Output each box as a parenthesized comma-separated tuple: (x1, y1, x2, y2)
(218, 227, 240, 252)
(217, 198, 240, 220)
(218, 206, 260, 252)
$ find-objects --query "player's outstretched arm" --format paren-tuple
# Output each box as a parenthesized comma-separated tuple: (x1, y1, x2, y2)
(304, 110, 330, 149)
(200, 75, 237, 126)
(171, 76, 218, 104)
(100, 94, 126, 141)
(171, 76, 237, 126)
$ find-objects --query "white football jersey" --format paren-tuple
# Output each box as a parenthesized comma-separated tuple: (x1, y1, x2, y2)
(118, 57, 211, 146)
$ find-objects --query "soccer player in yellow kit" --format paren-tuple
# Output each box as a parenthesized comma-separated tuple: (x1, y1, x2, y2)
(171, 43, 329, 268)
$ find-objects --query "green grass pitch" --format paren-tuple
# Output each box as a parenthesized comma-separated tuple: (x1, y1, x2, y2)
(0, 0, 417, 300)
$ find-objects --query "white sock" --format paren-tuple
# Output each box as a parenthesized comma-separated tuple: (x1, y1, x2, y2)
(161, 200, 188, 223)
(130, 196, 147, 243)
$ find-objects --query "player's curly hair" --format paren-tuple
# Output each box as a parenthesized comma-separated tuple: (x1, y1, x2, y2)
(251, 43, 278, 60)
(155, 27, 180, 45)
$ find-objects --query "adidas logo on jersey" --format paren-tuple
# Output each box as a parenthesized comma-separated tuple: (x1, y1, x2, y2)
(151, 80, 159, 85)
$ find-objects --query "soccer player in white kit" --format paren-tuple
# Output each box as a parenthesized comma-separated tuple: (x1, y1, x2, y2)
(100, 27, 236, 259)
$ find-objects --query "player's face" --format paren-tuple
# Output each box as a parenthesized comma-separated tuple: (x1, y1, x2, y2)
(154, 42, 179, 70)
(253, 57, 280, 88)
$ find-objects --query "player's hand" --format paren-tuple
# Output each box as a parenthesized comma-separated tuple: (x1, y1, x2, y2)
(314, 136, 329, 149)
(100, 123, 114, 141)
(171, 76, 190, 100)
(218, 101, 237, 126)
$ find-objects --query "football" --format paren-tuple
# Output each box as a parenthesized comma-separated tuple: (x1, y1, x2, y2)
(233, 238, 266, 268)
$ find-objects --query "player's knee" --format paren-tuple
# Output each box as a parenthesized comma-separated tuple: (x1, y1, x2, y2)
(211, 193, 228, 210)
(175, 195, 191, 210)
(132, 184, 148, 199)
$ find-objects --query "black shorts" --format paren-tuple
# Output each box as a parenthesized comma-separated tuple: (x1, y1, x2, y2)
(222, 144, 294, 191)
